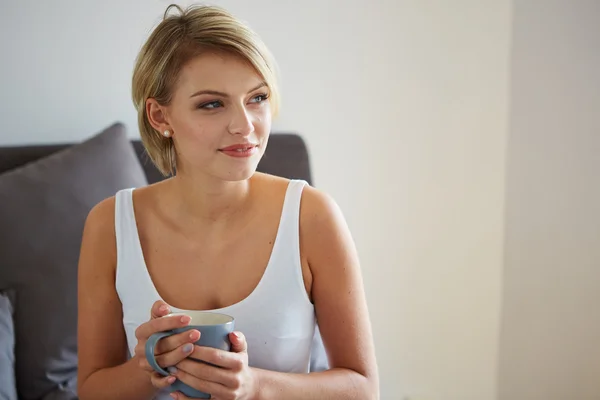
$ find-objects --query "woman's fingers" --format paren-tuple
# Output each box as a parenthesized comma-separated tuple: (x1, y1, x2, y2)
(188, 345, 244, 370)
(138, 343, 192, 373)
(155, 342, 196, 369)
(176, 358, 238, 387)
(172, 368, 228, 399)
(135, 314, 191, 341)
(155, 329, 200, 354)
(150, 371, 176, 389)
(151, 300, 171, 319)
(228, 331, 247, 353)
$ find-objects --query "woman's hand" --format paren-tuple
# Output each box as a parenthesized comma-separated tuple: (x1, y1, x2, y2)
(133, 300, 200, 390)
(169, 331, 258, 400)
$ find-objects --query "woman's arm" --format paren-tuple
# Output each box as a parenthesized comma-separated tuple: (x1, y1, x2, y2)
(77, 198, 158, 400)
(255, 185, 379, 399)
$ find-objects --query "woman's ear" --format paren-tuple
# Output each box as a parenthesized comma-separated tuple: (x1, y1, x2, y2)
(146, 98, 171, 134)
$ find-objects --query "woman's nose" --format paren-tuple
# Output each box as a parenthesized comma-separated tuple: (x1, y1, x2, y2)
(228, 106, 254, 136)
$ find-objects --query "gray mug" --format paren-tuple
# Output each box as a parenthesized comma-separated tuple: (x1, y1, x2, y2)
(145, 311, 235, 398)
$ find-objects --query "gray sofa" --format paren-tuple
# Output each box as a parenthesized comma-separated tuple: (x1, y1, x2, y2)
(0, 123, 324, 400)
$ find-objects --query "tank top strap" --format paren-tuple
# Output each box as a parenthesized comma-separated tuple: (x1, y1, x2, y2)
(261, 179, 310, 302)
(280, 179, 307, 231)
(276, 179, 307, 260)
(114, 187, 151, 289)
(114, 188, 134, 261)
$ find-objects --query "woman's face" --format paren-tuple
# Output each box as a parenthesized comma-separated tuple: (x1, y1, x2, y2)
(163, 51, 272, 181)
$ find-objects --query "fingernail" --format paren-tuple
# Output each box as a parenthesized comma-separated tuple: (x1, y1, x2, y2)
(167, 376, 176, 383)
(183, 343, 193, 353)
(232, 331, 241, 339)
(168, 366, 178, 375)
(181, 315, 191, 325)
(189, 330, 200, 340)
(170, 394, 177, 399)
(159, 305, 169, 313)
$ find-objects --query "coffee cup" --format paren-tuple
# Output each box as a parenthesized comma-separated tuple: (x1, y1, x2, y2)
(145, 311, 235, 398)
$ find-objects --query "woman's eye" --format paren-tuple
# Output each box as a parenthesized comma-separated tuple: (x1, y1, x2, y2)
(249, 93, 269, 104)
(199, 101, 223, 109)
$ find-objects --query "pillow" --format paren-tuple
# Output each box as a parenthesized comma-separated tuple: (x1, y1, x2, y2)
(0, 289, 17, 400)
(0, 123, 148, 399)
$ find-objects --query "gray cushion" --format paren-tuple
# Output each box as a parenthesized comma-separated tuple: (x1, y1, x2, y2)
(0, 289, 17, 400)
(0, 123, 148, 399)
(40, 381, 78, 400)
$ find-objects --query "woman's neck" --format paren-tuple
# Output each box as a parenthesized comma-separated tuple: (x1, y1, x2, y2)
(165, 172, 254, 226)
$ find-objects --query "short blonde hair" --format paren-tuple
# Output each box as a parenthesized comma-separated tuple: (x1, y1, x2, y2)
(132, 4, 280, 176)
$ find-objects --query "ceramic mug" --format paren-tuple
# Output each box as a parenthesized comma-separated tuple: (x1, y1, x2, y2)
(145, 311, 235, 398)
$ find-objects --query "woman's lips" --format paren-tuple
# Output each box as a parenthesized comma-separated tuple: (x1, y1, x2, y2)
(218, 143, 258, 158)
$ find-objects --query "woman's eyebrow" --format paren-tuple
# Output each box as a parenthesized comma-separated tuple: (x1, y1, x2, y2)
(189, 82, 267, 98)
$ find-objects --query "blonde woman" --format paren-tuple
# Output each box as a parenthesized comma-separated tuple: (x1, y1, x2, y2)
(77, 4, 378, 399)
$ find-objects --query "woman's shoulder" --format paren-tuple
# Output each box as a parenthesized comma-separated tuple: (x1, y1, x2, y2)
(83, 180, 153, 247)
(79, 195, 118, 272)
(251, 172, 291, 199)
(299, 185, 343, 229)
(253, 172, 340, 215)
(251, 171, 289, 185)
(252, 172, 311, 192)
(86, 195, 116, 230)
(296, 182, 353, 277)
(86, 181, 152, 228)
(84, 192, 121, 243)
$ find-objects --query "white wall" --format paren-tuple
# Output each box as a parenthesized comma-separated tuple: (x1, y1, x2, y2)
(498, 1, 600, 399)
(0, 1, 512, 399)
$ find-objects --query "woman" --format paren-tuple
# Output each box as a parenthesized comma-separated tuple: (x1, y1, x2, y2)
(77, 4, 378, 399)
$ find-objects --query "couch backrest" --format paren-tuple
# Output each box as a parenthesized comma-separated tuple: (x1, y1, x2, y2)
(0, 134, 313, 185)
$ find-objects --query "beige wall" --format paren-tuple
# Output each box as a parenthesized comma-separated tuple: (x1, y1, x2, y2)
(498, 1, 600, 399)
(365, 2, 510, 399)
(0, 1, 512, 399)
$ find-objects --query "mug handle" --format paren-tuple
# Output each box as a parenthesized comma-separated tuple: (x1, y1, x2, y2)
(145, 331, 174, 376)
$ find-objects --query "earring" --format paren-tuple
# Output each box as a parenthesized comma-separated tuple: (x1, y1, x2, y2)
(163, 130, 171, 138)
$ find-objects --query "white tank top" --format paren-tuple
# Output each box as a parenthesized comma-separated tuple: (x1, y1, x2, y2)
(114, 180, 320, 398)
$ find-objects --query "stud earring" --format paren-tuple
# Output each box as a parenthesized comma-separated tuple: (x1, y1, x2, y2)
(163, 130, 171, 138)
